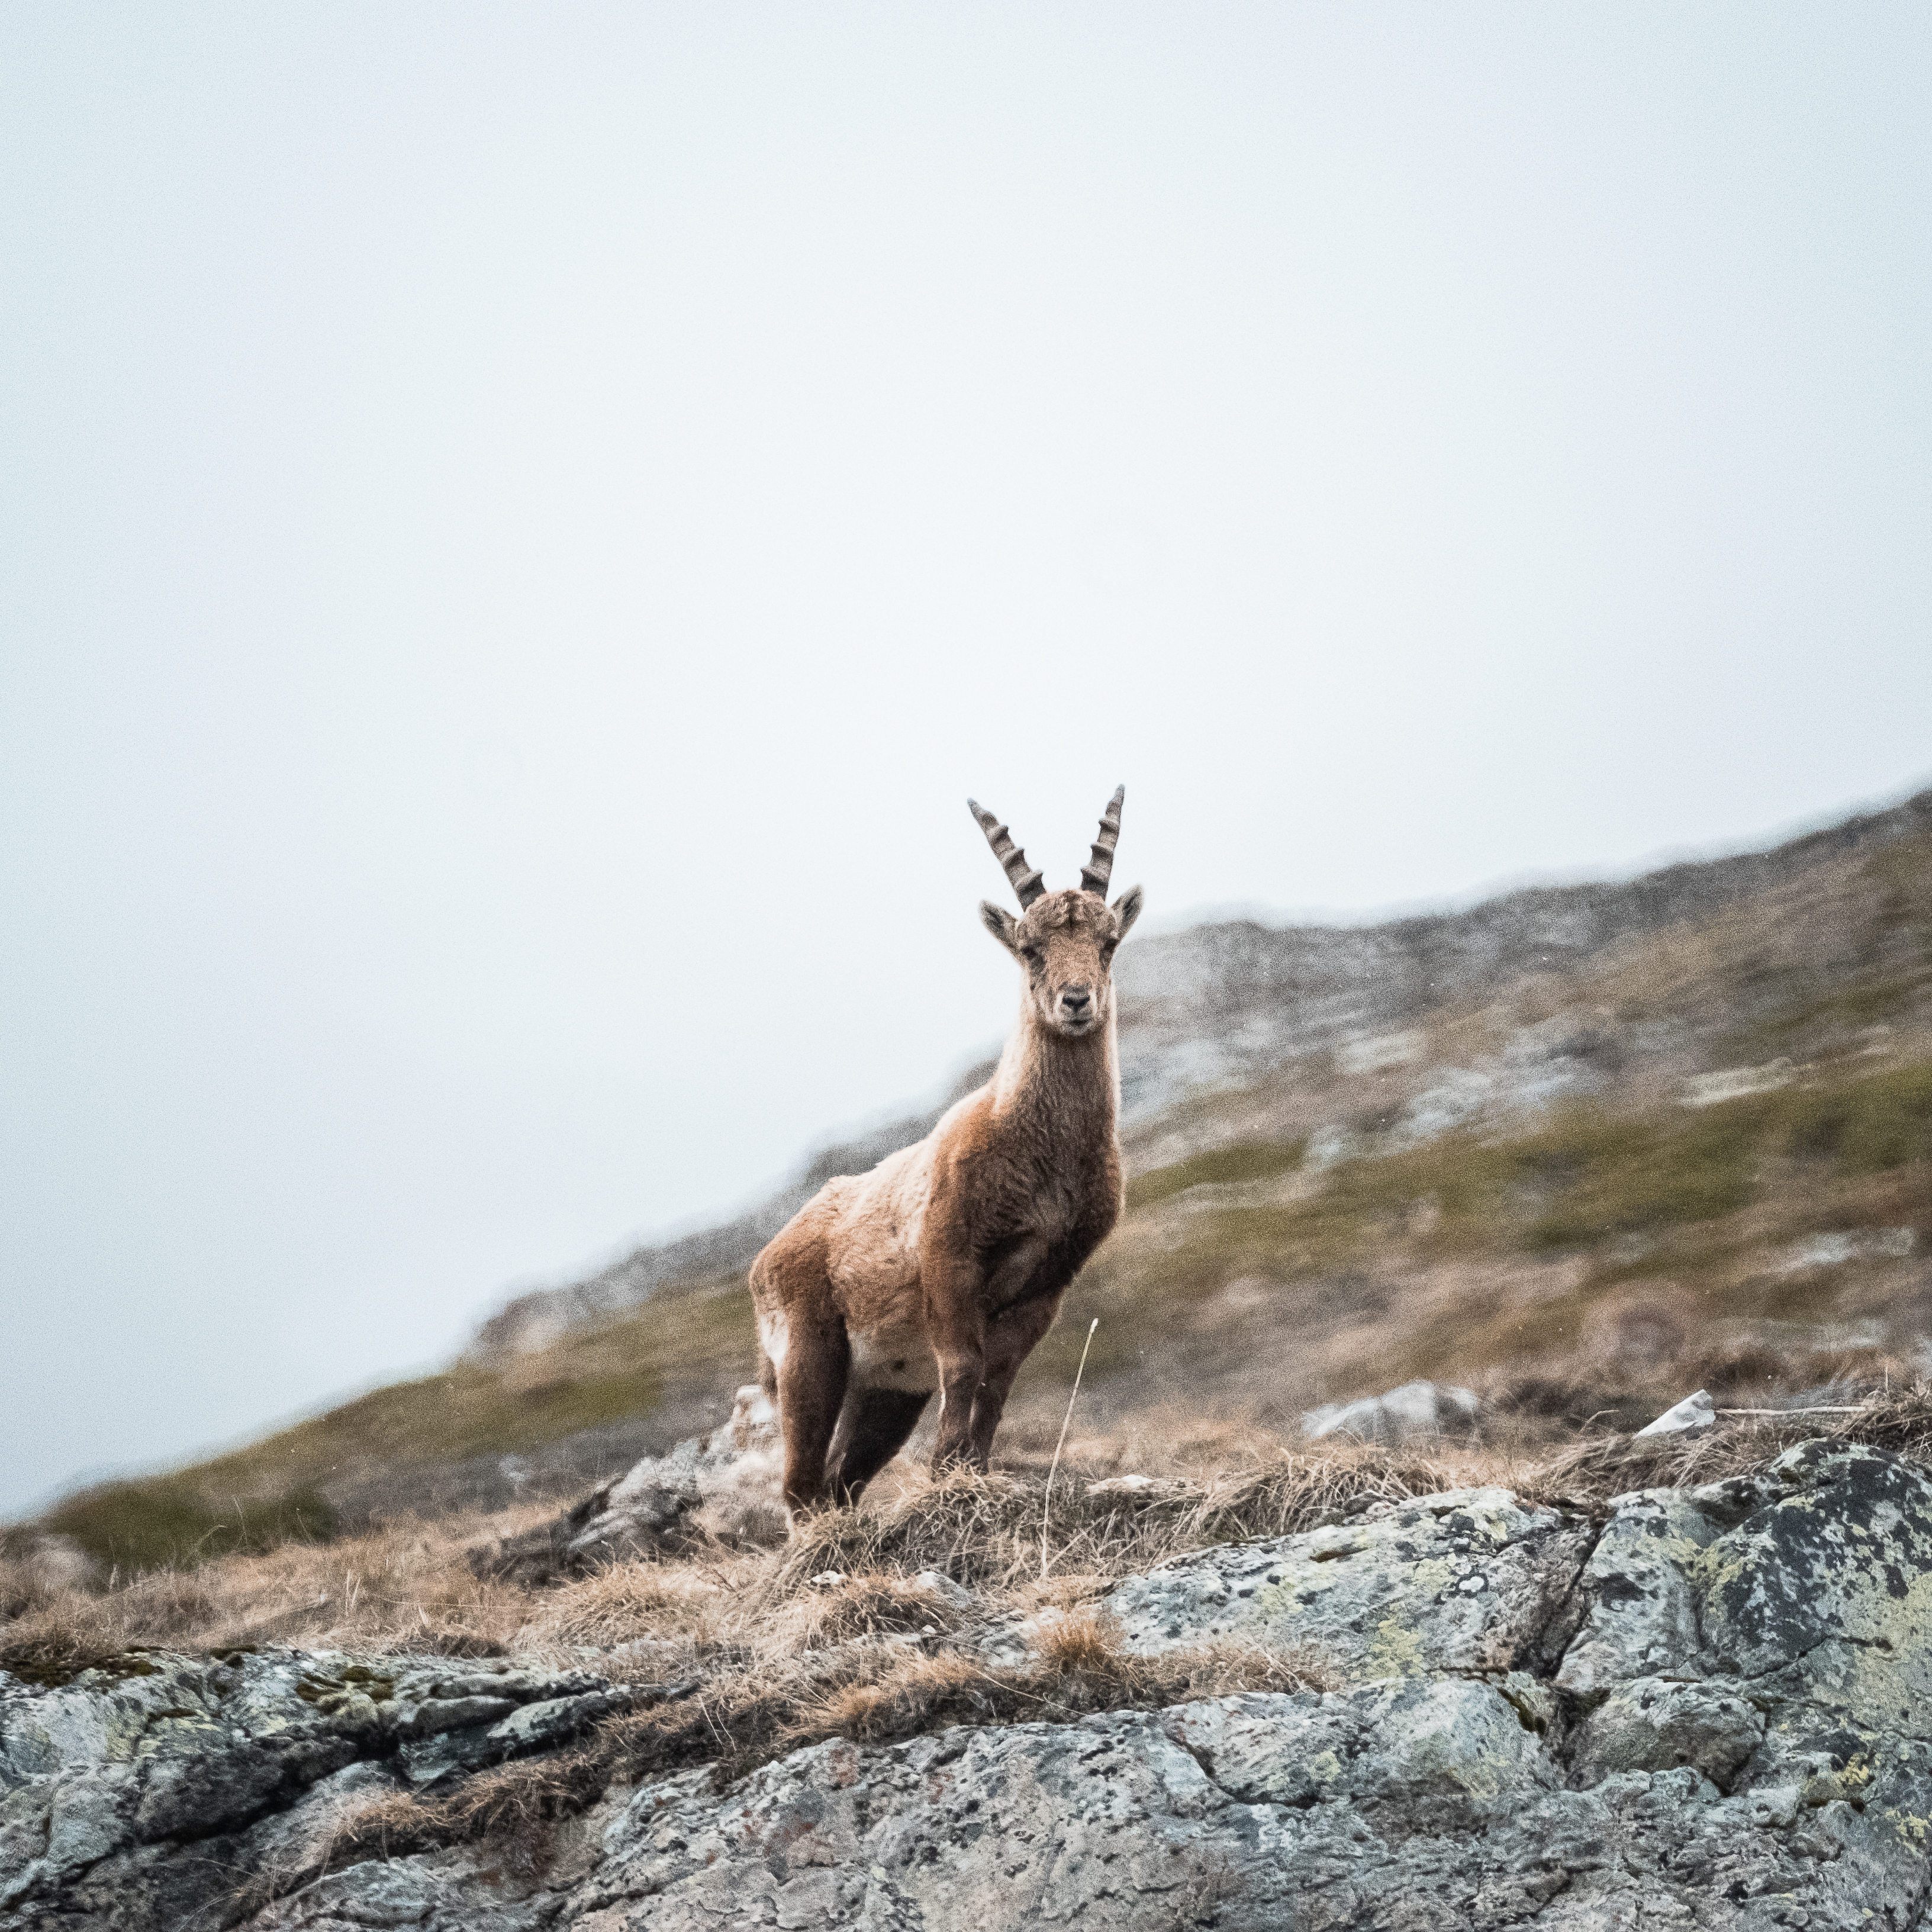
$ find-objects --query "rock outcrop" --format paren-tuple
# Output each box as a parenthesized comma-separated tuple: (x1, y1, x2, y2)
(0, 1650, 686, 1931)
(474, 1385, 785, 1583)
(6, 1440, 1931, 1928)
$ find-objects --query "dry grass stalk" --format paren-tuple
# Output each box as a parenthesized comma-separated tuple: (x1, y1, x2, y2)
(1042, 1316, 1100, 1578)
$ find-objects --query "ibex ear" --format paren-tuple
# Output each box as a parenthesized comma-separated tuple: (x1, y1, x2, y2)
(979, 900, 1022, 955)
(1110, 884, 1144, 941)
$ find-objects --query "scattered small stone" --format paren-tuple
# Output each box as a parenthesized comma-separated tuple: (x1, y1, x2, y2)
(1634, 1388, 1716, 1438)
(912, 1570, 975, 1610)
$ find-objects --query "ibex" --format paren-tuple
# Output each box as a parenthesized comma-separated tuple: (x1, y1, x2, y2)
(750, 788, 1144, 1515)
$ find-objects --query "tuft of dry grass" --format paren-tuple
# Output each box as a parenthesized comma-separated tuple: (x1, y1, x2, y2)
(521, 1555, 738, 1651)
(1522, 1381, 1932, 1511)
(754, 1572, 964, 1659)
(774, 1467, 1067, 1593)
(278, 1743, 603, 1902)
(764, 1448, 1474, 1601)
(0, 1568, 223, 1686)
(1172, 1441, 1489, 1546)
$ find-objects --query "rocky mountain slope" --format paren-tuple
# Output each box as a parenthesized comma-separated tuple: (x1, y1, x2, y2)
(7, 1429, 1931, 1929)
(15, 784, 1932, 1561)
(475, 784, 1932, 1360)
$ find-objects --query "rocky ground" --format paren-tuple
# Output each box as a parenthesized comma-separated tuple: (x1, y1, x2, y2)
(6, 1431, 1931, 1930)
(7, 796, 1930, 1924)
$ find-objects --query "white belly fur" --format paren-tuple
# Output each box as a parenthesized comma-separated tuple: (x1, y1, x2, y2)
(756, 1307, 789, 1371)
(849, 1317, 936, 1394)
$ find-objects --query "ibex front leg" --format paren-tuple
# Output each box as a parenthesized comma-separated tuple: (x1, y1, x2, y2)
(967, 1289, 1064, 1469)
(926, 1233, 1049, 1473)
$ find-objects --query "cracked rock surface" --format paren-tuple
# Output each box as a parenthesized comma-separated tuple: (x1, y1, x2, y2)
(6, 1441, 1931, 1928)
(0, 1650, 647, 1930)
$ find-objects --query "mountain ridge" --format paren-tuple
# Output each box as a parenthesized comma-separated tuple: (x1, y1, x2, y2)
(472, 784, 1932, 1360)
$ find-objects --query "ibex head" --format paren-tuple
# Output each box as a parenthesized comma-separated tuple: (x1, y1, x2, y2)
(968, 787, 1144, 1039)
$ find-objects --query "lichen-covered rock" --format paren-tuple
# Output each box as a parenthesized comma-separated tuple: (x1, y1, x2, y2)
(0, 1648, 665, 1929)
(10, 1447, 1932, 1928)
(1570, 1674, 1766, 1784)
(1695, 1440, 1932, 1703)
(1105, 1485, 1595, 1682)
(1160, 1676, 1553, 1809)
(294, 1715, 1886, 1931)
(475, 1384, 786, 1582)
(1554, 1485, 1731, 1695)
(1552, 1441, 1932, 1923)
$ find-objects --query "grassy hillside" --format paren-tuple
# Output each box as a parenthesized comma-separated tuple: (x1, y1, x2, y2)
(1034, 1057, 1931, 1412)
(17, 818, 1932, 1573)
(30, 1286, 752, 1572)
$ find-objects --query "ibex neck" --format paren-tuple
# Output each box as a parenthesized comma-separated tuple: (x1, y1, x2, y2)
(991, 1005, 1119, 1145)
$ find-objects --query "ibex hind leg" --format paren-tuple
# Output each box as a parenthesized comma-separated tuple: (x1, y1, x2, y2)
(827, 1389, 932, 1506)
(772, 1315, 852, 1517)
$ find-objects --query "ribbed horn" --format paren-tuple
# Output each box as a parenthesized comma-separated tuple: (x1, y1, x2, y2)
(1079, 785, 1125, 897)
(967, 797, 1045, 908)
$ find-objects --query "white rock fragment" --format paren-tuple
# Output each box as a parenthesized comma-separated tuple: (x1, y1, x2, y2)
(1634, 1389, 1715, 1438)
(912, 1570, 975, 1611)
(1681, 1060, 1794, 1107)
(1301, 1379, 1480, 1443)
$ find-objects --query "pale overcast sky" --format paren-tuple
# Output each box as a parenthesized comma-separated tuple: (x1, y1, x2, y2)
(3, 5, 1928, 1516)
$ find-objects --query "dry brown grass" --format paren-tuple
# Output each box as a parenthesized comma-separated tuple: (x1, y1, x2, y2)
(785, 1617, 1322, 1756)
(14, 1389, 1932, 1690)
(0, 1507, 555, 1685)
(521, 1553, 740, 1650)
(754, 1570, 965, 1657)
(1522, 1382, 1932, 1510)
(763, 1445, 1480, 1601)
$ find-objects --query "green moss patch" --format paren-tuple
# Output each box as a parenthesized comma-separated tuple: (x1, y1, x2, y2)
(41, 1482, 339, 1574)
(1127, 1138, 1309, 1212)
(23, 1284, 762, 1569)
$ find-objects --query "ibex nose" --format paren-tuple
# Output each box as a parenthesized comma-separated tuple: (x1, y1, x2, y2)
(1061, 985, 1093, 1013)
